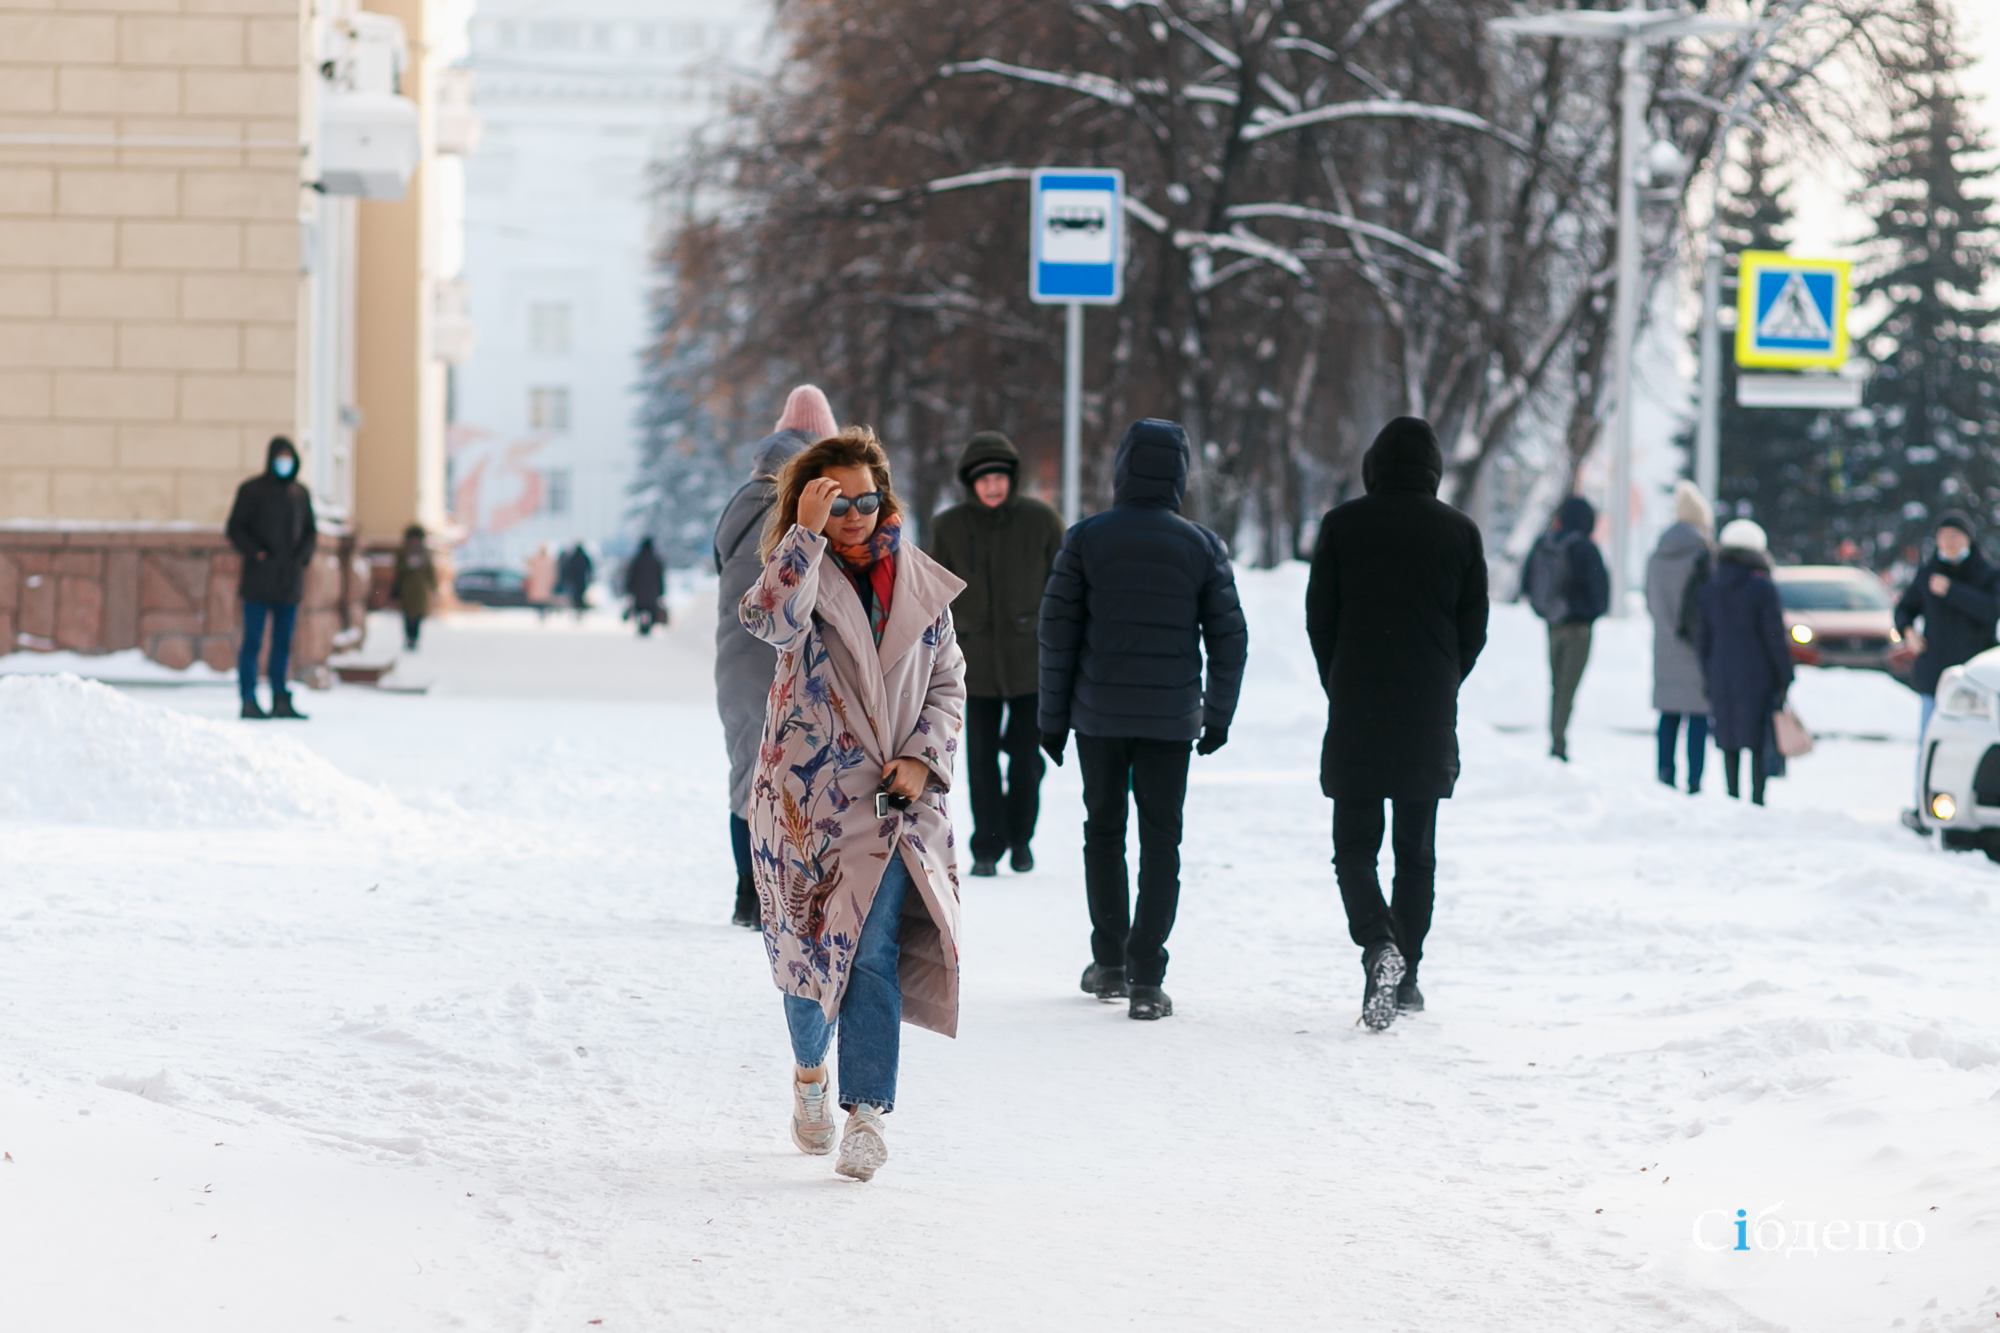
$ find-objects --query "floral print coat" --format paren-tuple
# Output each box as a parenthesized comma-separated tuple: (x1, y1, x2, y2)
(739, 524, 968, 1036)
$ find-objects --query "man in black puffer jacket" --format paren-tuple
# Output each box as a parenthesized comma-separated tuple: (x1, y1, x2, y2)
(1308, 417, 1488, 1031)
(225, 435, 316, 720)
(1038, 419, 1247, 1021)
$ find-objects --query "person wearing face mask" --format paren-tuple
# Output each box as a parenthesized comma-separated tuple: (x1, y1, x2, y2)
(1894, 512, 2000, 829)
(225, 436, 317, 720)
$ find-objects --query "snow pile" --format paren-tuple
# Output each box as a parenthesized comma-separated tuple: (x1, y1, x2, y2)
(0, 674, 408, 828)
(0, 647, 234, 685)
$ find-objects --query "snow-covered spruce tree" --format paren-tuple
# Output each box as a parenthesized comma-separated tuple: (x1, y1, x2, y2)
(1829, 0, 2000, 566)
(628, 289, 749, 571)
(1708, 139, 1841, 562)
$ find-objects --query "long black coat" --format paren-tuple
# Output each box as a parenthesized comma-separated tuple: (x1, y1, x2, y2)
(1894, 546, 2000, 695)
(1698, 548, 1795, 751)
(1306, 417, 1489, 801)
(1037, 419, 1247, 742)
(927, 432, 1066, 699)
(225, 439, 317, 605)
(626, 541, 665, 606)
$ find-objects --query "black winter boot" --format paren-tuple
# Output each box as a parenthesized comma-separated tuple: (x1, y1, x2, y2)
(1360, 943, 1406, 1031)
(731, 870, 760, 929)
(1127, 985, 1173, 1020)
(270, 692, 308, 720)
(1079, 963, 1127, 1001)
(1396, 976, 1425, 1013)
(239, 697, 268, 720)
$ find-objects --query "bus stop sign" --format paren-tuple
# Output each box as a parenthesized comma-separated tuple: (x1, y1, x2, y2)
(1030, 168, 1124, 305)
(1736, 250, 1851, 370)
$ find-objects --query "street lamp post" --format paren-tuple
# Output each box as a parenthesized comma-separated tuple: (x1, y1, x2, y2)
(1491, 3, 1756, 614)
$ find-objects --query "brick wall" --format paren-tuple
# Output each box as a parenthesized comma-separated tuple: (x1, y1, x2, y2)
(0, 526, 367, 677)
(0, 0, 304, 524)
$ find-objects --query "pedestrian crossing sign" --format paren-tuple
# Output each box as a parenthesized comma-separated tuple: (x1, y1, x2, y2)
(1735, 251, 1851, 369)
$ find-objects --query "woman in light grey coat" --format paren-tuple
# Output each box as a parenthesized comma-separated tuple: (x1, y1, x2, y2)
(713, 386, 836, 925)
(1647, 480, 1715, 792)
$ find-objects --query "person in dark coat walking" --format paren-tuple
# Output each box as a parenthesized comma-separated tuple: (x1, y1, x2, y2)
(558, 544, 593, 619)
(1523, 495, 1610, 760)
(1306, 417, 1488, 1031)
(1894, 512, 2000, 812)
(926, 431, 1066, 877)
(1037, 419, 1247, 1021)
(712, 386, 832, 926)
(390, 524, 437, 650)
(1698, 519, 1794, 806)
(625, 537, 667, 636)
(225, 435, 316, 720)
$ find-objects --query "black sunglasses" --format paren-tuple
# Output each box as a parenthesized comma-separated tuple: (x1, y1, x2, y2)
(828, 492, 883, 517)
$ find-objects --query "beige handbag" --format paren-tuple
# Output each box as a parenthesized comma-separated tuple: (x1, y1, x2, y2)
(1774, 706, 1814, 758)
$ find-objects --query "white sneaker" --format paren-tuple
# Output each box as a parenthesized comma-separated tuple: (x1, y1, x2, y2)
(791, 1076, 835, 1156)
(835, 1105, 888, 1181)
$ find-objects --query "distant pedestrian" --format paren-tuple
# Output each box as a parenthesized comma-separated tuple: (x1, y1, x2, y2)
(1647, 482, 1714, 793)
(926, 431, 1065, 877)
(625, 537, 667, 636)
(1306, 417, 1488, 1031)
(225, 436, 316, 721)
(525, 543, 558, 621)
(739, 426, 967, 1184)
(1038, 419, 1247, 1021)
(390, 524, 437, 651)
(1523, 495, 1610, 761)
(1698, 519, 1794, 806)
(1893, 511, 2000, 826)
(558, 544, 594, 618)
(712, 386, 829, 927)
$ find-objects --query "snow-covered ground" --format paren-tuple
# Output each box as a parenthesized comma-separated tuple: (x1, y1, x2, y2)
(2, 571, 1995, 1332)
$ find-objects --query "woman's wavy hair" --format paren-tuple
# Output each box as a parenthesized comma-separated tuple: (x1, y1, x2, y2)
(761, 425, 902, 559)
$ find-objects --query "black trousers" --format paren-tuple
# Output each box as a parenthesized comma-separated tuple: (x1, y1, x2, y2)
(1722, 748, 1768, 805)
(964, 694, 1044, 862)
(1332, 799, 1439, 976)
(1077, 735, 1192, 987)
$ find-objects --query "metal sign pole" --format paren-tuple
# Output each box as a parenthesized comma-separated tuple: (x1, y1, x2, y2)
(1695, 242, 1723, 502)
(1063, 302, 1083, 525)
(1606, 27, 1647, 616)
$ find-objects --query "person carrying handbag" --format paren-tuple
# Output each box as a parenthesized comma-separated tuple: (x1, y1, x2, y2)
(1698, 520, 1795, 806)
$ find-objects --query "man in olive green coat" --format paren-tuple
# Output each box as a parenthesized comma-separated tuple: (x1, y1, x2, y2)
(927, 431, 1067, 876)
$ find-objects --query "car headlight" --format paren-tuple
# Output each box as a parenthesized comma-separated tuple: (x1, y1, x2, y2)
(1936, 667, 1998, 721)
(1790, 623, 1814, 644)
(1932, 793, 1958, 821)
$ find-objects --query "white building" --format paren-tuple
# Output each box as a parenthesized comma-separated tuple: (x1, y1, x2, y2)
(451, 0, 768, 571)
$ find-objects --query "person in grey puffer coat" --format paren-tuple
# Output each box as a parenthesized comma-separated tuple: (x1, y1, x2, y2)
(1646, 481, 1714, 793)
(712, 386, 836, 926)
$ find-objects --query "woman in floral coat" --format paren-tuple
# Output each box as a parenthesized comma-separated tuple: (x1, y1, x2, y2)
(739, 427, 967, 1182)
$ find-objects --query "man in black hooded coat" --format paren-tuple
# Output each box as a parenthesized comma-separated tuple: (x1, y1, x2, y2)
(1038, 419, 1248, 1021)
(1306, 417, 1488, 1030)
(225, 435, 316, 720)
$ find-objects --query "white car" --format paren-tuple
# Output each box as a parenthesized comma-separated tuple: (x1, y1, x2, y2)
(1917, 647, 2000, 859)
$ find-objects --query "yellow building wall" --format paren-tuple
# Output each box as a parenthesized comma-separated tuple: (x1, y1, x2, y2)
(0, 0, 306, 525)
(351, 0, 443, 544)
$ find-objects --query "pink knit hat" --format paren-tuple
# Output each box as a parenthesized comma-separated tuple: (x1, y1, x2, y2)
(774, 385, 838, 439)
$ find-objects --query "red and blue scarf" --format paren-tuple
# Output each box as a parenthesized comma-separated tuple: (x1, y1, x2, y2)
(830, 515, 900, 645)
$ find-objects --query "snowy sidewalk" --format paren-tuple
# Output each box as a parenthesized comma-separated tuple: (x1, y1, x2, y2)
(1, 574, 1995, 1332)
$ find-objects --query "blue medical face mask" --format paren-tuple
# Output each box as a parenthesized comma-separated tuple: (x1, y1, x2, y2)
(273, 454, 297, 479)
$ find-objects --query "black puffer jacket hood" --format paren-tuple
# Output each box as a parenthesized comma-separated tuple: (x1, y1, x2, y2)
(1111, 419, 1188, 511)
(265, 435, 299, 480)
(1361, 416, 1444, 495)
(1555, 495, 1596, 536)
(956, 431, 1020, 492)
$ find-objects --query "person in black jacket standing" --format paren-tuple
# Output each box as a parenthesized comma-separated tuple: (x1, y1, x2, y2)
(1306, 417, 1488, 1031)
(1038, 419, 1247, 1021)
(1523, 495, 1611, 760)
(1893, 511, 2000, 826)
(225, 436, 316, 720)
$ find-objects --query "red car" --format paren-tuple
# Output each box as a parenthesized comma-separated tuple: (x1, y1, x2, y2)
(1772, 565, 1908, 675)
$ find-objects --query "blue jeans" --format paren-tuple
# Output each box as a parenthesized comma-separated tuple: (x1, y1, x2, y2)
(1657, 712, 1708, 789)
(784, 853, 909, 1113)
(238, 600, 297, 701)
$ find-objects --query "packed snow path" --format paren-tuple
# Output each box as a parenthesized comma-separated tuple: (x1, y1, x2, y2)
(2, 575, 1996, 1332)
